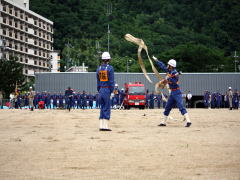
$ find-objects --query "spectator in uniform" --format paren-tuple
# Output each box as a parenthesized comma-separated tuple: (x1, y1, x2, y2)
(233, 89, 239, 109)
(228, 87, 233, 110)
(65, 87, 74, 112)
(186, 91, 192, 108)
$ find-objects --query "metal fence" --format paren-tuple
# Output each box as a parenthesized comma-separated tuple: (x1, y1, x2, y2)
(35, 72, 240, 96)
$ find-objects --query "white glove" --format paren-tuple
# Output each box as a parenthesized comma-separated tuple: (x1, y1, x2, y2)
(110, 93, 114, 98)
(152, 56, 158, 61)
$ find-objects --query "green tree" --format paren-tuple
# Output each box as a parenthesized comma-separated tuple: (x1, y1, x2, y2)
(0, 57, 25, 98)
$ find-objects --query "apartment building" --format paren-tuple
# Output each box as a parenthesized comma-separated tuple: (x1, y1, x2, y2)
(0, 0, 54, 76)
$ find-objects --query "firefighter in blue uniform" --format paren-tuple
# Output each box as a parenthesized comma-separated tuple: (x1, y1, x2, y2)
(81, 91, 87, 109)
(216, 92, 222, 108)
(52, 93, 58, 109)
(153, 56, 191, 127)
(88, 93, 94, 109)
(77, 92, 81, 109)
(149, 91, 155, 109)
(96, 52, 115, 131)
(233, 90, 239, 109)
(113, 84, 120, 106)
(65, 87, 74, 112)
(119, 88, 125, 106)
(95, 92, 99, 109)
(211, 92, 216, 109)
(58, 93, 64, 109)
(204, 90, 210, 108)
(156, 94, 162, 109)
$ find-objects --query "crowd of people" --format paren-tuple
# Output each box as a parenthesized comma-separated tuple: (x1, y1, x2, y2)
(0, 86, 239, 110)
(203, 87, 239, 109)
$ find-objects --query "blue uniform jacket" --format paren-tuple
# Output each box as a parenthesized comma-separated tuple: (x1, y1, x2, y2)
(96, 64, 115, 93)
(156, 60, 180, 91)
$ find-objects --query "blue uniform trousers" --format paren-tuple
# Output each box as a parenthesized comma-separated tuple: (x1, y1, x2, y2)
(99, 88, 111, 120)
(164, 91, 187, 116)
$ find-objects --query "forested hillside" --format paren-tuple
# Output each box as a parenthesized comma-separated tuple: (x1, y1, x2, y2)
(30, 0, 240, 72)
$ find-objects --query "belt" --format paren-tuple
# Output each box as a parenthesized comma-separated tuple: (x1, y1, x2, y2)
(100, 86, 110, 88)
(170, 87, 180, 91)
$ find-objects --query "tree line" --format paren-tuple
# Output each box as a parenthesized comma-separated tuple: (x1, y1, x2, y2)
(28, 0, 239, 72)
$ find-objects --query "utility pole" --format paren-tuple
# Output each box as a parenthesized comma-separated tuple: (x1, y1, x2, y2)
(233, 51, 239, 72)
(95, 40, 101, 67)
(106, 3, 112, 52)
(65, 40, 72, 71)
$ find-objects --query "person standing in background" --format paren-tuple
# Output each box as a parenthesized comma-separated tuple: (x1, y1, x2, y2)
(233, 89, 239, 109)
(29, 87, 35, 111)
(186, 91, 192, 108)
(228, 87, 233, 110)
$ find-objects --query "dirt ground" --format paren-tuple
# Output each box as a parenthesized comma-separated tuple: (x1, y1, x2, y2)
(0, 108, 239, 180)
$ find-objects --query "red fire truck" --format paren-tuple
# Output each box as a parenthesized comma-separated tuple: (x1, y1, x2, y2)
(123, 82, 146, 109)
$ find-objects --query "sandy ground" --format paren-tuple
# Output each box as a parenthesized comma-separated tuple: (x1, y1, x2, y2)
(0, 108, 239, 180)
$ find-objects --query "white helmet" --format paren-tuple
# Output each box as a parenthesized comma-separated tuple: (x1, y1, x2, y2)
(229, 87, 232, 89)
(102, 52, 111, 60)
(115, 83, 118, 87)
(168, 59, 176, 67)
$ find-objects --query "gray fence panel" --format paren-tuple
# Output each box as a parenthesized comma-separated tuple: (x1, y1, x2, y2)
(35, 72, 240, 95)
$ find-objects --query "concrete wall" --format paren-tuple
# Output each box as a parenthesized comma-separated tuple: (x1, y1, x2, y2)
(35, 72, 240, 95)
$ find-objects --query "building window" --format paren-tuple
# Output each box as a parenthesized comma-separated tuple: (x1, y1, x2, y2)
(39, 22, 42, 27)
(34, 40, 37, 45)
(25, 37, 28, 42)
(39, 51, 41, 56)
(25, 59, 28, 63)
(9, 20, 12, 26)
(15, 11, 18, 17)
(25, 48, 28, 52)
(43, 62, 45, 66)
(39, 61, 41, 66)
(34, 30, 37, 35)
(25, 16, 28, 21)
(20, 36, 23, 40)
(20, 57, 23, 62)
(20, 14, 23, 19)
(20, 25, 23, 30)
(3, 6, 6, 12)
(15, 45, 18, 50)
(3, 18, 6, 24)
(34, 61, 37, 65)
(20, 46, 23, 51)
(25, 69, 28, 74)
(25, 27, 28, 31)
(9, 31, 12, 37)
(34, 20, 37, 25)
(9, 9, 13, 14)
(3, 30, 6, 35)
(15, 21, 18, 28)
(15, 33, 18, 39)
(34, 50, 37, 55)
